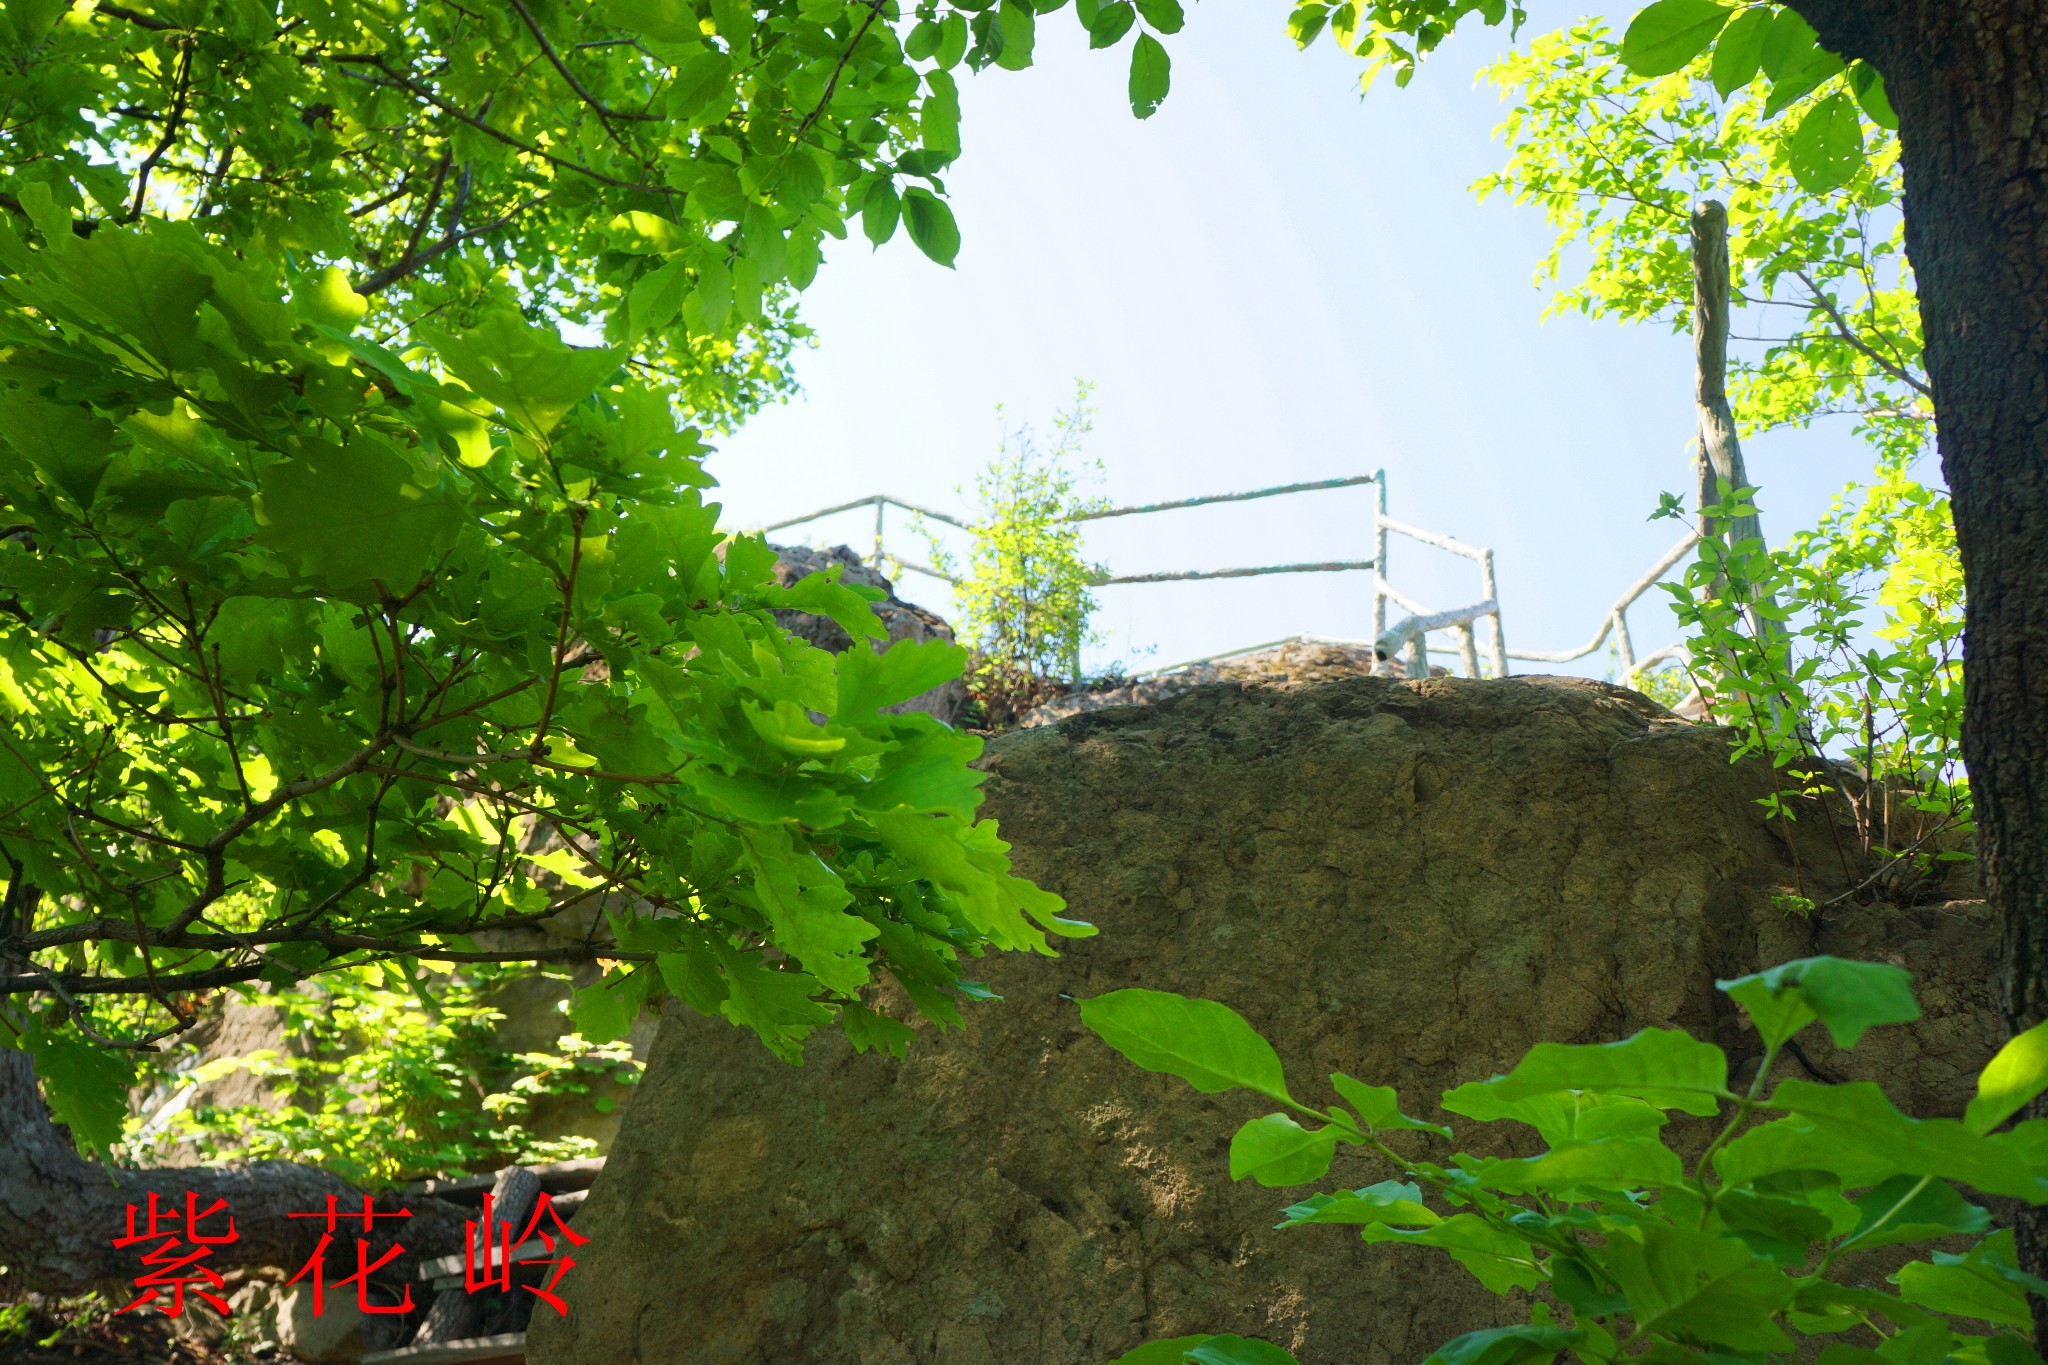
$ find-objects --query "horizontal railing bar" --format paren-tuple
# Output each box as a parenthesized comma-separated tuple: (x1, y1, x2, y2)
(1379, 582, 1433, 617)
(761, 495, 970, 534)
(1075, 475, 1378, 521)
(882, 557, 963, 586)
(1505, 528, 1701, 663)
(1093, 559, 1373, 586)
(1375, 515, 1488, 562)
(1377, 599, 1499, 650)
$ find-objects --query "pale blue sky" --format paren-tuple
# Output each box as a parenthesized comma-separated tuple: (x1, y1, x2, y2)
(708, 5, 1874, 679)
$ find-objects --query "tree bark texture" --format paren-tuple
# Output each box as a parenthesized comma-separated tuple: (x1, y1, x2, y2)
(1785, 0, 2048, 1336)
(1, 1048, 467, 1296)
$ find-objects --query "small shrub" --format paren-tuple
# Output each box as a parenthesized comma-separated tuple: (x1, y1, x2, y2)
(1083, 957, 2048, 1365)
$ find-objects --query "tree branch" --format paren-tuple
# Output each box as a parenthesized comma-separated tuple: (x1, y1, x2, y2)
(502, 0, 659, 122)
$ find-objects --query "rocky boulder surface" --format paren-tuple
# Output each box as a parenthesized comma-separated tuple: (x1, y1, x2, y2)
(530, 675, 1994, 1365)
(1021, 639, 1385, 727)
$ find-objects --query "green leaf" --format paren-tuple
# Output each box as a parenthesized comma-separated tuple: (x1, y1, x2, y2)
(296, 264, 368, 331)
(1760, 8, 1844, 116)
(1441, 1086, 1667, 1145)
(994, 0, 1037, 68)
(1128, 33, 1171, 118)
(256, 436, 463, 589)
(1789, 92, 1866, 192)
(1618, 0, 1731, 77)
(1893, 1261, 2030, 1328)
(900, 188, 961, 267)
(1285, 3, 1329, 49)
(1769, 1080, 2048, 1200)
(1422, 1325, 1583, 1365)
(1452, 1028, 1728, 1117)
(1331, 1072, 1451, 1137)
(1716, 1117, 1905, 1189)
(1846, 1175, 1991, 1250)
(836, 637, 966, 718)
(1080, 989, 1291, 1101)
(1360, 1215, 1543, 1293)
(1088, 0, 1134, 47)
(1600, 1223, 1795, 1350)
(1463, 1135, 1686, 1195)
(1230, 1113, 1340, 1186)
(568, 972, 641, 1044)
(1708, 5, 1771, 95)
(1134, 0, 1184, 33)
(427, 312, 621, 439)
(1966, 1018, 2048, 1135)
(1109, 1339, 1218, 1365)
(1849, 60, 1899, 129)
(24, 1030, 134, 1157)
(1718, 956, 1918, 1048)
(1277, 1180, 1439, 1229)
(1187, 1339, 1300, 1365)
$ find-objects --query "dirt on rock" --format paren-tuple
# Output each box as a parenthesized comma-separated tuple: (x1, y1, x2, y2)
(529, 675, 1995, 1365)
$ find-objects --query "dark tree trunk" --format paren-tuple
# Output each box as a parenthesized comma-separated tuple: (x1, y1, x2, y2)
(1, 1049, 467, 1295)
(1786, 0, 2048, 1338)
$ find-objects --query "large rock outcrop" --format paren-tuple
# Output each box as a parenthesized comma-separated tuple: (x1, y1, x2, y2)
(530, 676, 1994, 1365)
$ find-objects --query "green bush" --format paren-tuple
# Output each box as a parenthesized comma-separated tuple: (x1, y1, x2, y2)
(1083, 958, 2048, 1365)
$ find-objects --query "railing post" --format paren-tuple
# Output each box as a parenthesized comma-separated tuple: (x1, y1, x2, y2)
(1614, 608, 1635, 674)
(1479, 547, 1507, 679)
(872, 497, 885, 571)
(1457, 623, 1480, 679)
(1372, 470, 1390, 675)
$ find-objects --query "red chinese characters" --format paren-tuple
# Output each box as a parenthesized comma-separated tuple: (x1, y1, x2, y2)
(285, 1194, 415, 1317)
(112, 1191, 239, 1317)
(465, 1189, 589, 1315)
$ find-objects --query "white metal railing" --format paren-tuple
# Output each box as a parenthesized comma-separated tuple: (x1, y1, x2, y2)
(756, 474, 1699, 686)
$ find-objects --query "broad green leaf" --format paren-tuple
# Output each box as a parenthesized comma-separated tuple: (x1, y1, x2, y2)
(1080, 989, 1291, 1101)
(1109, 1339, 1218, 1365)
(256, 436, 463, 589)
(1277, 1180, 1439, 1229)
(1462, 1135, 1685, 1195)
(1715, 1186, 1836, 1265)
(1718, 956, 1918, 1048)
(861, 179, 902, 248)
(568, 972, 641, 1044)
(296, 264, 368, 331)
(1846, 1175, 1991, 1250)
(1966, 1018, 2048, 1135)
(1129, 33, 1171, 118)
(1331, 1072, 1451, 1137)
(1454, 1028, 1729, 1116)
(1230, 1113, 1340, 1186)
(1360, 1214, 1542, 1294)
(994, 0, 1037, 70)
(1187, 1339, 1301, 1365)
(836, 637, 967, 718)
(1089, 0, 1136, 47)
(1422, 1325, 1583, 1365)
(1441, 1085, 1666, 1145)
(426, 312, 621, 439)
(1618, 0, 1731, 77)
(1709, 5, 1771, 95)
(1716, 1116, 1906, 1189)
(1286, 2, 1330, 48)
(24, 1030, 134, 1156)
(1760, 8, 1845, 116)
(1600, 1223, 1795, 1350)
(1789, 92, 1866, 193)
(1135, 0, 1185, 34)
(1849, 61, 1900, 129)
(1771, 1080, 2048, 1200)
(1893, 1261, 2030, 1328)
(901, 188, 961, 268)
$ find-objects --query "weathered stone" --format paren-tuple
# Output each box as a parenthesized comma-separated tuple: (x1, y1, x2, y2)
(1021, 639, 1387, 727)
(531, 675, 1993, 1365)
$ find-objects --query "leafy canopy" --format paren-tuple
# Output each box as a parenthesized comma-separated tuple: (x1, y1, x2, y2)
(1087, 959, 2048, 1365)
